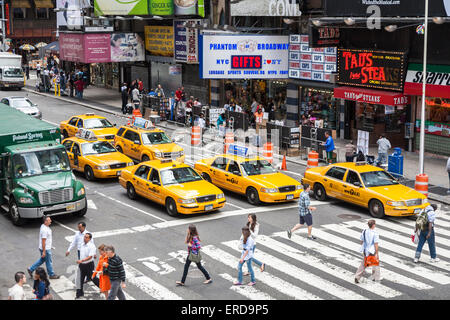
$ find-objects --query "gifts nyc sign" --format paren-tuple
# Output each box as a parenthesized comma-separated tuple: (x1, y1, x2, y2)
(337, 49, 407, 91)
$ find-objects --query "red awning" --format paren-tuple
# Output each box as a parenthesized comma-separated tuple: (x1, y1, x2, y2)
(334, 86, 409, 106)
(404, 82, 450, 99)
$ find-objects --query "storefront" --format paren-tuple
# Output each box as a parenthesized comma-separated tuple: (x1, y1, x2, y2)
(90, 63, 119, 88)
(404, 63, 450, 156)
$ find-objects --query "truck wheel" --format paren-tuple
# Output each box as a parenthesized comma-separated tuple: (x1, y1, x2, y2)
(166, 198, 178, 217)
(84, 166, 95, 181)
(9, 200, 25, 226)
(142, 155, 150, 162)
(127, 183, 137, 200)
(369, 199, 385, 219)
(72, 199, 87, 217)
(314, 184, 327, 201)
(246, 187, 260, 205)
(202, 173, 212, 183)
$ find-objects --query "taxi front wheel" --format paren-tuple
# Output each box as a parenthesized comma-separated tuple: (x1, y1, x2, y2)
(246, 187, 260, 205)
(84, 166, 95, 181)
(166, 198, 178, 217)
(369, 199, 385, 218)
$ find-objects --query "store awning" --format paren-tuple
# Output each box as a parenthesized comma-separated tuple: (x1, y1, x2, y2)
(34, 0, 54, 8)
(334, 86, 410, 106)
(12, 0, 31, 8)
(43, 41, 59, 52)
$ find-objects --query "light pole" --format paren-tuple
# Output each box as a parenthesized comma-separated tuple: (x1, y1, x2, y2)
(419, 0, 429, 174)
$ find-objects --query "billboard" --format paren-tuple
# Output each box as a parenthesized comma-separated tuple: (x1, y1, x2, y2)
(145, 26, 174, 57)
(94, 0, 149, 15)
(231, 0, 302, 16)
(111, 33, 146, 62)
(200, 34, 290, 79)
(57, 0, 91, 28)
(174, 20, 200, 63)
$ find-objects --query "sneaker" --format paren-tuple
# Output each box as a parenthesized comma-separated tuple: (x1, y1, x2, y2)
(354, 278, 359, 284)
(287, 230, 292, 239)
(203, 279, 213, 284)
(27, 268, 33, 278)
(413, 258, 419, 263)
(49, 275, 60, 280)
(248, 282, 256, 286)
(233, 281, 242, 286)
(430, 258, 440, 263)
(307, 235, 317, 240)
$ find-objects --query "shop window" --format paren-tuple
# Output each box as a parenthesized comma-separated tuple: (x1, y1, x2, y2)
(355, 103, 406, 133)
(300, 88, 337, 130)
(13, 8, 25, 19)
(416, 97, 450, 137)
(36, 8, 48, 19)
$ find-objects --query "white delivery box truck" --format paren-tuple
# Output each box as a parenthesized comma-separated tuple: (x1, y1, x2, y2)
(0, 52, 24, 90)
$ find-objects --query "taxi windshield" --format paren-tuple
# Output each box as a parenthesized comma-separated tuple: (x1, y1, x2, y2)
(241, 159, 276, 176)
(13, 149, 71, 178)
(84, 118, 113, 129)
(141, 132, 172, 145)
(160, 167, 203, 185)
(81, 141, 117, 155)
(360, 171, 399, 188)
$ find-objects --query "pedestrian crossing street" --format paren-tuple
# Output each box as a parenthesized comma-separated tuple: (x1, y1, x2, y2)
(31, 210, 450, 300)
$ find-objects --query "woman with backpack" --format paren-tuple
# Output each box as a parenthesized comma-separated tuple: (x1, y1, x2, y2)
(242, 214, 265, 276)
(32, 267, 53, 300)
(414, 204, 440, 263)
(354, 219, 380, 284)
(176, 224, 212, 286)
(234, 226, 256, 286)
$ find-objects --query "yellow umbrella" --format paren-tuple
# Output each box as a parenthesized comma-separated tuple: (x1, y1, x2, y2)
(19, 44, 36, 51)
(35, 42, 47, 48)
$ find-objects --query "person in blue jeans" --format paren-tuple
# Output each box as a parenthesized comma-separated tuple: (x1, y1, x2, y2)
(243, 214, 265, 276)
(234, 227, 256, 286)
(414, 204, 440, 263)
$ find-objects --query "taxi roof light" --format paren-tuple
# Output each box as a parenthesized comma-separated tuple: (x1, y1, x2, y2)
(355, 161, 367, 166)
(85, 113, 95, 116)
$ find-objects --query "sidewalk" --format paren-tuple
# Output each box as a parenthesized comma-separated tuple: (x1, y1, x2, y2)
(23, 77, 450, 205)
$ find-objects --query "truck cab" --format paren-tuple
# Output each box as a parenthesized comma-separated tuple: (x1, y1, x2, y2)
(0, 52, 25, 90)
(0, 105, 86, 225)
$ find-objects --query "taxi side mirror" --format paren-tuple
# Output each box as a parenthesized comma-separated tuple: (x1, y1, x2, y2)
(353, 182, 361, 187)
(233, 170, 241, 176)
(152, 180, 160, 186)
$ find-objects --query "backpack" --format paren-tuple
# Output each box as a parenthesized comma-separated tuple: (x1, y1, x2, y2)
(415, 210, 429, 231)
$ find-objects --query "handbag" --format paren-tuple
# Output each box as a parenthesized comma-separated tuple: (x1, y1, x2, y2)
(411, 230, 420, 244)
(364, 254, 380, 267)
(188, 250, 202, 263)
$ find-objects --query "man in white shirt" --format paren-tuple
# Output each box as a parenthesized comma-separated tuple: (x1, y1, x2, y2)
(36, 62, 41, 78)
(66, 222, 94, 259)
(8, 272, 26, 300)
(28, 216, 60, 279)
(132, 87, 140, 110)
(355, 220, 380, 283)
(235, 103, 242, 112)
(75, 233, 97, 299)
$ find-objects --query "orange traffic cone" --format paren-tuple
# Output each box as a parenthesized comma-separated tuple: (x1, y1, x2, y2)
(281, 155, 287, 171)
(132, 108, 142, 118)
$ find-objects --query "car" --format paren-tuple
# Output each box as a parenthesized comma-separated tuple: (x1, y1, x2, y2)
(194, 146, 303, 205)
(0, 96, 41, 119)
(59, 113, 118, 141)
(119, 159, 226, 216)
(62, 130, 135, 181)
(114, 124, 184, 163)
(301, 162, 430, 218)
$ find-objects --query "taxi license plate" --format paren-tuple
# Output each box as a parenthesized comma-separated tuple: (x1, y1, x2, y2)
(205, 204, 213, 211)
(286, 195, 294, 200)
(414, 208, 421, 214)
(66, 204, 76, 211)
(116, 171, 121, 176)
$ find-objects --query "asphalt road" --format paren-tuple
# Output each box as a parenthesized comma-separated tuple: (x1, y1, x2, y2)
(1, 88, 449, 301)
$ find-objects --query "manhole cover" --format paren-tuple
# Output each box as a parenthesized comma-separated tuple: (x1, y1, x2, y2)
(338, 214, 362, 220)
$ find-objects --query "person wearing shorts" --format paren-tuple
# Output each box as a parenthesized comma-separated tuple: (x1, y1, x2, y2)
(287, 184, 317, 240)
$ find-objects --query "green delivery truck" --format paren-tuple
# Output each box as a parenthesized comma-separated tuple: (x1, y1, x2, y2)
(0, 104, 87, 225)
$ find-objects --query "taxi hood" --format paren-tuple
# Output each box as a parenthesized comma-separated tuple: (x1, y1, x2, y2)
(90, 127, 118, 136)
(144, 143, 183, 153)
(246, 172, 300, 188)
(369, 183, 426, 201)
(84, 152, 131, 165)
(165, 180, 221, 198)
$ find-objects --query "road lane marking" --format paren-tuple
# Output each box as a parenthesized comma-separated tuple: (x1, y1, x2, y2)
(223, 240, 369, 300)
(219, 273, 275, 300)
(272, 231, 433, 291)
(201, 245, 322, 300)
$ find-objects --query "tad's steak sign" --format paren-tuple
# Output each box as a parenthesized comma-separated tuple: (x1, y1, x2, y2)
(337, 49, 407, 91)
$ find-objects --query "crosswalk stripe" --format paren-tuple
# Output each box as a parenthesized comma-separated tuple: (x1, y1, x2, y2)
(380, 218, 450, 244)
(317, 225, 450, 284)
(49, 276, 77, 300)
(399, 214, 450, 229)
(275, 231, 434, 291)
(345, 220, 450, 260)
(256, 235, 404, 297)
(223, 240, 368, 300)
(202, 245, 322, 300)
(124, 263, 183, 300)
(325, 223, 450, 271)
(219, 273, 275, 300)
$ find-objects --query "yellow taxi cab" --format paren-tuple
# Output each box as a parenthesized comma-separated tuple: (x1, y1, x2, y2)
(62, 129, 134, 181)
(114, 118, 184, 163)
(301, 162, 430, 218)
(119, 159, 226, 216)
(60, 113, 118, 142)
(194, 145, 302, 205)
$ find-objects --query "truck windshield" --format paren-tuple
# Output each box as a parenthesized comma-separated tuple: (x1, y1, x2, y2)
(82, 141, 117, 155)
(141, 132, 172, 145)
(84, 118, 113, 129)
(4, 68, 23, 78)
(13, 149, 71, 178)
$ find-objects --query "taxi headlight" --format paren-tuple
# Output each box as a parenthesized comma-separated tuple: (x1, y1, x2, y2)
(19, 197, 33, 204)
(261, 187, 278, 193)
(217, 193, 224, 199)
(422, 198, 429, 205)
(154, 152, 163, 158)
(77, 188, 85, 197)
(127, 162, 134, 167)
(96, 165, 109, 170)
(178, 198, 196, 204)
(387, 200, 404, 207)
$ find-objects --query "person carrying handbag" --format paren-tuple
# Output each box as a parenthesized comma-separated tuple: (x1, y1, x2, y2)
(355, 219, 380, 283)
(176, 225, 212, 286)
(234, 227, 256, 286)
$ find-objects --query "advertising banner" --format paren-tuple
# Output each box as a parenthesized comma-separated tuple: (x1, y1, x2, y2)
(57, 0, 90, 28)
(308, 26, 340, 48)
(200, 34, 290, 79)
(404, 63, 450, 99)
(84, 33, 111, 63)
(174, 20, 200, 63)
(288, 34, 336, 82)
(94, 0, 149, 15)
(111, 33, 145, 62)
(415, 120, 450, 137)
(337, 48, 407, 91)
(231, 0, 302, 16)
(145, 26, 174, 57)
(324, 0, 450, 17)
(60, 33, 85, 62)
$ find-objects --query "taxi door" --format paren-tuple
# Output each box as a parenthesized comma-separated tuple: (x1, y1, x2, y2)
(224, 160, 244, 193)
(148, 168, 163, 204)
(122, 130, 140, 160)
(67, 117, 80, 137)
(62, 140, 75, 170)
(323, 166, 347, 198)
(208, 157, 229, 188)
(133, 165, 151, 198)
(341, 170, 365, 206)
(71, 142, 83, 171)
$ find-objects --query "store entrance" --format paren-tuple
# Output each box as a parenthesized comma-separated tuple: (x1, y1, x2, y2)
(344, 101, 355, 140)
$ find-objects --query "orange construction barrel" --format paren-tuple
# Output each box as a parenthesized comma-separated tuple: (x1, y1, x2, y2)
(307, 150, 319, 169)
(224, 131, 234, 153)
(191, 126, 201, 146)
(415, 174, 429, 197)
(262, 142, 273, 163)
